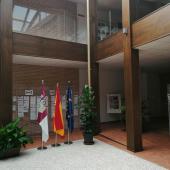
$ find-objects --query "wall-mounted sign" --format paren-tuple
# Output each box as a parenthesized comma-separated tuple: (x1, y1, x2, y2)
(49, 90, 55, 96)
(25, 90, 33, 96)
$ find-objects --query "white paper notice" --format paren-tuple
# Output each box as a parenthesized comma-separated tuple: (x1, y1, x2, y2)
(23, 96, 29, 112)
(17, 96, 24, 117)
(30, 96, 37, 120)
(13, 105, 16, 112)
(13, 96, 17, 102)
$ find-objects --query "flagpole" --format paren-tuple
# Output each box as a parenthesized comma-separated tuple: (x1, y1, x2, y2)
(51, 134, 60, 147)
(37, 80, 48, 150)
(51, 82, 61, 147)
(87, 0, 91, 87)
(64, 81, 73, 145)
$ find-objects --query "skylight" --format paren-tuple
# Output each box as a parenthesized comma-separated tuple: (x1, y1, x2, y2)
(13, 6, 27, 20)
(27, 9, 37, 22)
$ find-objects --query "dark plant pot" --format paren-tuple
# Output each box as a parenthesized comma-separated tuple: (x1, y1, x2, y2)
(0, 147, 20, 160)
(83, 132, 94, 145)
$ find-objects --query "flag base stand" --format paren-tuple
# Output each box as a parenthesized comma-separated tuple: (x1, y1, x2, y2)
(64, 141, 73, 145)
(51, 143, 61, 147)
(37, 146, 47, 150)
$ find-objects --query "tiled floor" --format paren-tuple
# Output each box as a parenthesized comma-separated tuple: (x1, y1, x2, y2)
(25, 124, 170, 169)
(99, 122, 170, 169)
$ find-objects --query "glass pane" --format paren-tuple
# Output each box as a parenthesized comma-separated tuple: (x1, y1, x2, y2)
(12, 1, 86, 44)
(97, 7, 122, 41)
(27, 9, 37, 22)
(13, 5, 27, 20)
(22, 23, 29, 33)
(13, 20, 23, 32)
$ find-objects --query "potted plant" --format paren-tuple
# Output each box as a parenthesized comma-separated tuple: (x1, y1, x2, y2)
(0, 118, 33, 159)
(78, 85, 96, 145)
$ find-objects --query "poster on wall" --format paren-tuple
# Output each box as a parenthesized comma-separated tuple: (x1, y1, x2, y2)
(13, 96, 17, 112)
(23, 96, 29, 112)
(30, 96, 37, 120)
(12, 105, 16, 112)
(107, 94, 121, 114)
(13, 96, 17, 102)
(17, 96, 24, 118)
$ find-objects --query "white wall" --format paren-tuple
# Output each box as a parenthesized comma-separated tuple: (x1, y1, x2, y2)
(99, 67, 124, 123)
(99, 69, 162, 123)
(144, 72, 162, 117)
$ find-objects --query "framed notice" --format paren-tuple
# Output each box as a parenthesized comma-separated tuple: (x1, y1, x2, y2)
(107, 94, 121, 114)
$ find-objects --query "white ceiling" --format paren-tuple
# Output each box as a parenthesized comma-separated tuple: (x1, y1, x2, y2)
(98, 35, 170, 73)
(13, 55, 87, 69)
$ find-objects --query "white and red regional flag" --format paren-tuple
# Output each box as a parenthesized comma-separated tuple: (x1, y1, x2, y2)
(37, 80, 49, 142)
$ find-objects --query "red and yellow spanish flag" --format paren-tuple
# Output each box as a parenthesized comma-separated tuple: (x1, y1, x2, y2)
(53, 84, 64, 136)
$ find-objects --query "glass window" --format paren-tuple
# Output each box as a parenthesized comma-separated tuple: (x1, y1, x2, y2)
(27, 9, 37, 22)
(13, 20, 23, 32)
(13, 6, 27, 20)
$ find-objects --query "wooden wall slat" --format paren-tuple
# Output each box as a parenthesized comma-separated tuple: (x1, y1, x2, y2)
(13, 64, 79, 135)
(13, 33, 87, 62)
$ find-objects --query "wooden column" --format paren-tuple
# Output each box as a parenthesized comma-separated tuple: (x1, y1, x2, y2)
(122, 0, 143, 152)
(0, 0, 13, 126)
(88, 0, 100, 133)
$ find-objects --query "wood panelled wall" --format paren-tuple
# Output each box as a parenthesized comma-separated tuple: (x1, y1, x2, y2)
(0, 0, 13, 126)
(13, 33, 87, 62)
(13, 64, 79, 135)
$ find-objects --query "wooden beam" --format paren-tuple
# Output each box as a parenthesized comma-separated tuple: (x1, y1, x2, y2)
(88, 0, 100, 133)
(0, 0, 13, 126)
(133, 4, 170, 47)
(96, 4, 170, 61)
(122, 0, 143, 152)
(96, 31, 123, 61)
(13, 33, 87, 62)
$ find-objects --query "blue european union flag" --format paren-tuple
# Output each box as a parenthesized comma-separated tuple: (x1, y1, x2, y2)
(66, 86, 74, 132)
